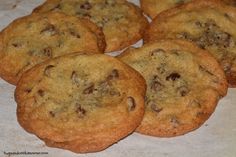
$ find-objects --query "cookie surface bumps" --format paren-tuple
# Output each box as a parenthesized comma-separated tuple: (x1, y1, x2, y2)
(15, 53, 146, 153)
(141, 0, 236, 19)
(0, 12, 105, 85)
(141, 0, 191, 19)
(144, 0, 236, 87)
(119, 40, 227, 137)
(33, 0, 148, 52)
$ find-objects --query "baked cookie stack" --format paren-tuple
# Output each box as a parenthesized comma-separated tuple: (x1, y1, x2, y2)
(0, 0, 234, 154)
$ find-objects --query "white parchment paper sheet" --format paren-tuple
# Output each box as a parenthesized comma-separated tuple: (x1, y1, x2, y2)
(0, 0, 235, 157)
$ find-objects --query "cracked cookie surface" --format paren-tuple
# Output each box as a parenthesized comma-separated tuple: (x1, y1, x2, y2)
(144, 0, 236, 87)
(141, 0, 236, 19)
(33, 0, 148, 52)
(0, 12, 105, 85)
(118, 40, 227, 137)
(15, 53, 146, 153)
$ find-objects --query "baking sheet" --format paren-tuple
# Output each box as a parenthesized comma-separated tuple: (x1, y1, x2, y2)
(0, 0, 236, 157)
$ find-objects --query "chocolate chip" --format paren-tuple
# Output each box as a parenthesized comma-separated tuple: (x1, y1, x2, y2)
(12, 43, 22, 48)
(194, 20, 235, 49)
(44, 65, 55, 77)
(151, 75, 163, 92)
(151, 103, 163, 113)
(49, 111, 55, 117)
(76, 104, 86, 118)
(24, 88, 32, 93)
(80, 2, 92, 10)
(177, 86, 190, 97)
(151, 81, 162, 92)
(40, 24, 57, 36)
(195, 21, 202, 27)
(150, 49, 165, 56)
(71, 71, 80, 86)
(107, 69, 119, 81)
(69, 29, 80, 38)
(166, 73, 181, 81)
(127, 97, 136, 111)
(43, 47, 53, 57)
(83, 83, 94, 94)
(38, 89, 45, 97)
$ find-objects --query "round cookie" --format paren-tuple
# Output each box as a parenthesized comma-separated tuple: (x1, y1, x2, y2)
(140, 0, 236, 19)
(33, 0, 149, 52)
(118, 40, 228, 137)
(15, 53, 146, 153)
(144, 0, 236, 87)
(0, 12, 105, 85)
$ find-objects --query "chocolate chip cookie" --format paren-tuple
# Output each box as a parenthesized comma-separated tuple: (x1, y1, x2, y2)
(141, 0, 236, 19)
(33, 0, 148, 52)
(144, 0, 236, 87)
(0, 12, 105, 85)
(15, 53, 146, 153)
(118, 40, 228, 137)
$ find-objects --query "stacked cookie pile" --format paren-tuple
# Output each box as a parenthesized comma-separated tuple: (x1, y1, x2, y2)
(0, 0, 235, 154)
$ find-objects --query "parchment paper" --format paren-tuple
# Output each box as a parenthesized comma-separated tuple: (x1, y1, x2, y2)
(0, 1, 235, 157)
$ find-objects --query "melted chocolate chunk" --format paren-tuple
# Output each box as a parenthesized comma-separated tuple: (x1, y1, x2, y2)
(25, 88, 32, 93)
(12, 43, 22, 48)
(151, 103, 163, 113)
(43, 47, 53, 57)
(76, 104, 86, 118)
(49, 111, 55, 117)
(83, 83, 95, 94)
(69, 29, 81, 38)
(151, 75, 163, 91)
(166, 73, 181, 81)
(37, 89, 45, 97)
(177, 86, 190, 97)
(107, 69, 119, 81)
(44, 65, 55, 77)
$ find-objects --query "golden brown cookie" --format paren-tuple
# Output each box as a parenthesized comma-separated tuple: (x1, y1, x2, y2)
(0, 12, 105, 85)
(15, 53, 146, 153)
(144, 0, 236, 87)
(33, 0, 149, 52)
(118, 40, 228, 137)
(141, 0, 191, 19)
(141, 0, 236, 19)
